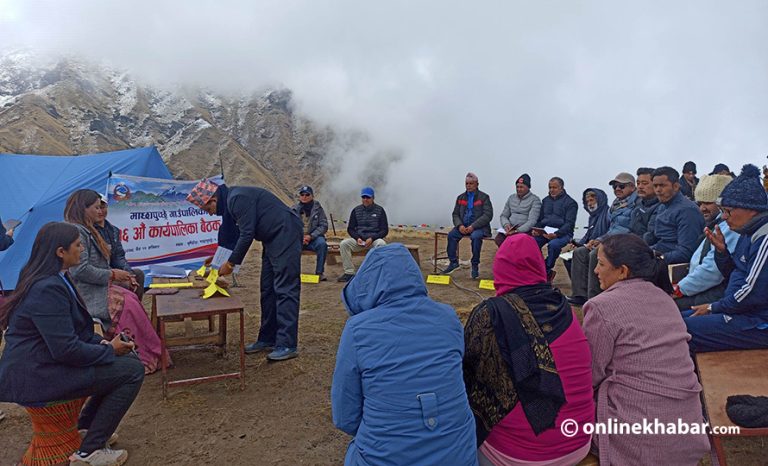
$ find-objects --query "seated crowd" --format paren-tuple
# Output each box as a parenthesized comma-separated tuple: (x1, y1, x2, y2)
(2, 158, 767, 466)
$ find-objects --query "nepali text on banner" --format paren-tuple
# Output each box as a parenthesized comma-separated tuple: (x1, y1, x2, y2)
(106, 174, 224, 268)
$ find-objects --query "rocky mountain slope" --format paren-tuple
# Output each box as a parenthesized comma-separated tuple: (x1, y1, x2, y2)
(0, 51, 334, 202)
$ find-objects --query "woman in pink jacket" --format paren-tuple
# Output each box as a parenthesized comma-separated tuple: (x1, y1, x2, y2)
(464, 234, 594, 466)
(584, 234, 710, 465)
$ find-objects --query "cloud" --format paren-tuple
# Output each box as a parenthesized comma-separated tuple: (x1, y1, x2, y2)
(4, 0, 768, 226)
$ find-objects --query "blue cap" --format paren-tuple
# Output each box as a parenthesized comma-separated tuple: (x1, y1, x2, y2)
(360, 186, 375, 198)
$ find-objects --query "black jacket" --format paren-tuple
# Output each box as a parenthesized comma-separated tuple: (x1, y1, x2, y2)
(630, 197, 661, 239)
(347, 203, 388, 241)
(536, 191, 578, 238)
(291, 200, 329, 240)
(219, 185, 303, 265)
(0, 274, 115, 403)
(452, 190, 493, 236)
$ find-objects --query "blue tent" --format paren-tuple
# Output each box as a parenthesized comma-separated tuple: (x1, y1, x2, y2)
(0, 147, 173, 289)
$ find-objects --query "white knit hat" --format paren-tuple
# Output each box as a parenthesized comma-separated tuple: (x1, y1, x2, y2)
(695, 174, 733, 203)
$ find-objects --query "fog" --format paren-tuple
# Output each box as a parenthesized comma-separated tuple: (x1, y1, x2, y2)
(3, 0, 767, 227)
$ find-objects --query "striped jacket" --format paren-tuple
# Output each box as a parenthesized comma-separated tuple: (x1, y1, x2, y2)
(711, 213, 768, 328)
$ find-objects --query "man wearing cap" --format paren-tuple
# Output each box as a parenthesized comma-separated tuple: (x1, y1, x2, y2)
(568, 172, 637, 304)
(645, 166, 705, 264)
(683, 164, 768, 352)
(442, 172, 493, 279)
(337, 187, 388, 282)
(291, 186, 329, 281)
(673, 174, 738, 309)
(494, 173, 541, 247)
(680, 161, 698, 202)
(187, 179, 303, 361)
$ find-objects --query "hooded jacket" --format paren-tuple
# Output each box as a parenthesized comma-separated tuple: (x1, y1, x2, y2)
(332, 244, 477, 466)
(711, 213, 768, 328)
(598, 191, 638, 240)
(576, 188, 610, 246)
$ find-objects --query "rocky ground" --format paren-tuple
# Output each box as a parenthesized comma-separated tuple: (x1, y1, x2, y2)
(1, 234, 765, 465)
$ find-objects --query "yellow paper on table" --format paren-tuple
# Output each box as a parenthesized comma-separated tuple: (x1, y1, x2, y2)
(301, 274, 320, 284)
(206, 268, 220, 285)
(196, 265, 207, 277)
(149, 282, 194, 289)
(426, 275, 451, 285)
(478, 279, 496, 291)
(202, 282, 230, 299)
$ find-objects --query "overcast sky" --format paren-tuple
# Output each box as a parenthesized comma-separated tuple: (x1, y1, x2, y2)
(3, 0, 767, 227)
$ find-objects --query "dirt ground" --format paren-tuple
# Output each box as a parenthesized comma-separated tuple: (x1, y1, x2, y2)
(1, 233, 766, 465)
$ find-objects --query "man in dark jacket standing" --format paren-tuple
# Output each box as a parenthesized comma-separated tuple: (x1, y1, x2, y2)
(337, 187, 388, 282)
(532, 177, 578, 281)
(187, 180, 303, 361)
(442, 172, 493, 279)
(291, 186, 329, 280)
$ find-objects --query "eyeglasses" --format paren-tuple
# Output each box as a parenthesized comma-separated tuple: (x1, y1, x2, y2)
(613, 183, 628, 190)
(721, 207, 733, 216)
(361, 196, 372, 199)
(299, 193, 311, 197)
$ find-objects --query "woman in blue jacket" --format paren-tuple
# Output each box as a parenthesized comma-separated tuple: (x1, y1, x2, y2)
(0, 222, 143, 466)
(331, 243, 477, 466)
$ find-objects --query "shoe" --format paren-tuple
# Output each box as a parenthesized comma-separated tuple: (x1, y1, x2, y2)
(441, 262, 460, 275)
(69, 448, 128, 466)
(547, 269, 557, 283)
(567, 295, 587, 306)
(244, 341, 274, 354)
(318, 273, 327, 281)
(79, 430, 118, 447)
(471, 266, 479, 280)
(337, 273, 355, 283)
(267, 347, 298, 361)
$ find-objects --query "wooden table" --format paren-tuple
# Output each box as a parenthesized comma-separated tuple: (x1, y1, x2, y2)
(696, 349, 768, 465)
(155, 288, 245, 399)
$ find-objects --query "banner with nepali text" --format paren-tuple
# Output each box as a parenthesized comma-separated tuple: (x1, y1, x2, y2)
(105, 174, 225, 268)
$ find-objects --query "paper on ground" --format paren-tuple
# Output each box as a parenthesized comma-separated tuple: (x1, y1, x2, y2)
(559, 251, 574, 261)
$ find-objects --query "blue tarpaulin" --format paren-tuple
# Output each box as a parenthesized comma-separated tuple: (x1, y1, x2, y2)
(0, 147, 172, 289)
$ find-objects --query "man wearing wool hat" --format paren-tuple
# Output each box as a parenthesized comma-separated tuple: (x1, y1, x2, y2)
(683, 164, 768, 352)
(672, 174, 739, 310)
(186, 180, 303, 361)
(494, 173, 541, 246)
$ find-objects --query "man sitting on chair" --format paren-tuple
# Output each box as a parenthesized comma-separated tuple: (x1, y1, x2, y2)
(442, 172, 493, 279)
(291, 186, 329, 281)
(337, 187, 388, 283)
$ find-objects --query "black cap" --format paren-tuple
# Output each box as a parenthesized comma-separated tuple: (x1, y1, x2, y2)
(299, 185, 313, 195)
(516, 173, 531, 188)
(682, 161, 697, 174)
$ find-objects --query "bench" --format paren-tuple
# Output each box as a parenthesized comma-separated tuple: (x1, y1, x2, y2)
(302, 241, 420, 266)
(432, 230, 495, 273)
(696, 349, 768, 465)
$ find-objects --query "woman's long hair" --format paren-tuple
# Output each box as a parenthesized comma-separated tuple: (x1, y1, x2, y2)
(600, 234, 673, 293)
(64, 189, 110, 259)
(0, 222, 80, 329)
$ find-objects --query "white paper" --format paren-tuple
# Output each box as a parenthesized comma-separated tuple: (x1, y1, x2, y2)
(543, 226, 558, 235)
(497, 227, 506, 234)
(559, 251, 573, 261)
(211, 246, 241, 273)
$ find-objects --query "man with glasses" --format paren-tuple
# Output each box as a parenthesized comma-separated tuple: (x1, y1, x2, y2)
(644, 166, 705, 264)
(337, 187, 389, 282)
(673, 174, 738, 309)
(684, 164, 768, 352)
(442, 172, 493, 279)
(291, 186, 329, 281)
(568, 172, 637, 305)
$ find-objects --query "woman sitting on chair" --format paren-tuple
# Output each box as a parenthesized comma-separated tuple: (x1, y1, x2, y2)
(0, 222, 144, 465)
(65, 189, 169, 374)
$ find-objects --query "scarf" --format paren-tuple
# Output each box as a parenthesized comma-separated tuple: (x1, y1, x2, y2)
(463, 284, 571, 445)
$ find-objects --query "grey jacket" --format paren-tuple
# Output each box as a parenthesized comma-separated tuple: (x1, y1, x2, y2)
(68, 223, 112, 327)
(291, 200, 329, 240)
(499, 192, 542, 233)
